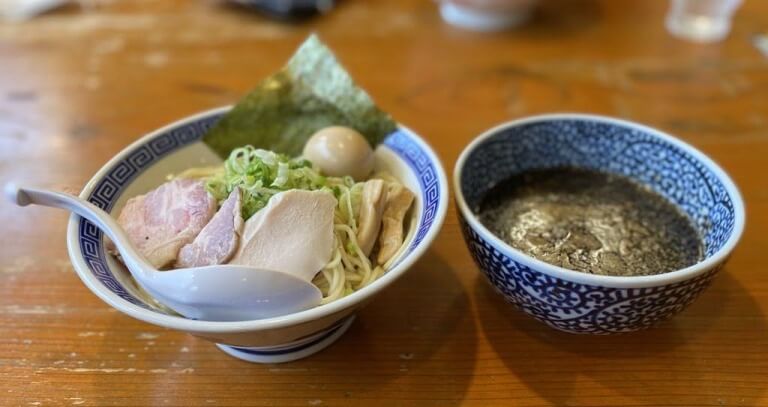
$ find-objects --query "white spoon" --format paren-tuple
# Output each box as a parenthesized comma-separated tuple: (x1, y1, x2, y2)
(5, 183, 323, 322)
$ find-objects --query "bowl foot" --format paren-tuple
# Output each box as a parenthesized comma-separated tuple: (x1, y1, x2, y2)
(215, 315, 356, 363)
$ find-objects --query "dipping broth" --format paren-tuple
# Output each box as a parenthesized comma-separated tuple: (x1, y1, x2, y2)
(477, 168, 704, 276)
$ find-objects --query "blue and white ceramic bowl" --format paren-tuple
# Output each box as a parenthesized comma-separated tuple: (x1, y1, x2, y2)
(66, 106, 448, 362)
(454, 114, 745, 334)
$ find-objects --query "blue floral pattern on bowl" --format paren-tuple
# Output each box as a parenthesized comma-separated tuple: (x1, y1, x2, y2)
(460, 216, 722, 334)
(457, 116, 742, 334)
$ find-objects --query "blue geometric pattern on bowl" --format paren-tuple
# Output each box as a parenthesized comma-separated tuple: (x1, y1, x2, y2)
(77, 113, 441, 311)
(383, 131, 440, 258)
(77, 115, 221, 310)
(459, 118, 735, 333)
(228, 316, 351, 356)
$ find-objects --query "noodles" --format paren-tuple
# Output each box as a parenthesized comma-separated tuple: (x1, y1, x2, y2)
(170, 166, 223, 180)
(313, 195, 378, 304)
(312, 177, 412, 303)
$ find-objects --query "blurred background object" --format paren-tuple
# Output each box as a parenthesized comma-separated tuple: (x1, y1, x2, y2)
(0, 0, 66, 21)
(666, 0, 743, 43)
(0, 0, 336, 22)
(754, 33, 768, 58)
(438, 0, 537, 31)
(230, 0, 335, 20)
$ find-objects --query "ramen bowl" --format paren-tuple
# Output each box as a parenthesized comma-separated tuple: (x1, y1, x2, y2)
(66, 106, 448, 362)
(454, 114, 744, 334)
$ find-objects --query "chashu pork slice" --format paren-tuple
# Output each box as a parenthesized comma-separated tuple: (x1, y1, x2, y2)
(229, 189, 337, 283)
(176, 188, 243, 268)
(115, 178, 217, 269)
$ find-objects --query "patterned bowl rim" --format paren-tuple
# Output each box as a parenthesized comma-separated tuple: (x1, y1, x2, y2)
(66, 105, 449, 333)
(453, 113, 746, 288)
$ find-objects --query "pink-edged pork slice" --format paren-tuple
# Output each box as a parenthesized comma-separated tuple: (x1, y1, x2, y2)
(229, 189, 337, 283)
(115, 178, 217, 269)
(176, 188, 243, 268)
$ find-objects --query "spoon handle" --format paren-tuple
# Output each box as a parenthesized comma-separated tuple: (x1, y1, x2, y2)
(4, 183, 153, 274)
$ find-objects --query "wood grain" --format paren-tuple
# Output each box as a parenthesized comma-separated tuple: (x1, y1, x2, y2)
(1, 0, 767, 405)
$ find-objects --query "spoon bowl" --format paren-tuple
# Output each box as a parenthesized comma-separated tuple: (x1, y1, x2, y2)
(5, 183, 323, 321)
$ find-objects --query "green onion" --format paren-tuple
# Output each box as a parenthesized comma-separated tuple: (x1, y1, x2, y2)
(205, 146, 329, 219)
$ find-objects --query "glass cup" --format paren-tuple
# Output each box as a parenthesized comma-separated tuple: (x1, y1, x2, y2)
(665, 0, 743, 43)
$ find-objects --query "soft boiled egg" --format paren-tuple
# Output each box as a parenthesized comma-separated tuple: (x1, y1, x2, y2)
(302, 126, 375, 181)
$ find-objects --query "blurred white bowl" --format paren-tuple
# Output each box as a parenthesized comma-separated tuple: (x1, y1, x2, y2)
(439, 0, 537, 31)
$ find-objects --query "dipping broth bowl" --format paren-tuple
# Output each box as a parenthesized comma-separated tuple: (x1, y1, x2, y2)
(454, 114, 745, 334)
(66, 106, 448, 363)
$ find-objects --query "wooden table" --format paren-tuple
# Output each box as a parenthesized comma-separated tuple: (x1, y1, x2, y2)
(2, 0, 767, 405)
